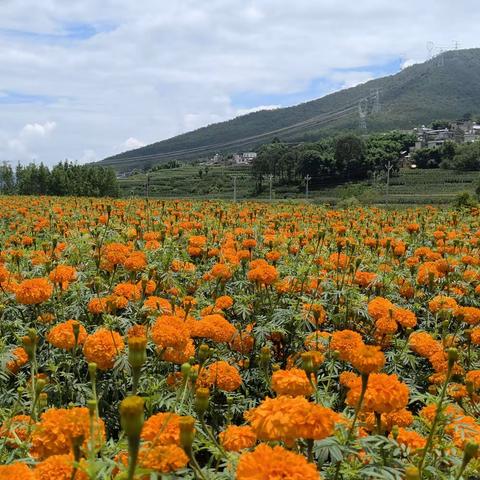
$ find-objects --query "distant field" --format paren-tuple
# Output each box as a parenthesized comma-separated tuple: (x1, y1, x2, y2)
(119, 166, 479, 204)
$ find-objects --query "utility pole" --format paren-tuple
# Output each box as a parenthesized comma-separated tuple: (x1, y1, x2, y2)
(385, 161, 393, 208)
(233, 176, 237, 203)
(145, 173, 150, 199)
(268, 174, 273, 201)
(305, 174, 311, 200)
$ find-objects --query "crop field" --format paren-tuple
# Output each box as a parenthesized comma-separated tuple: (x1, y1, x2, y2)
(0, 197, 480, 479)
(119, 167, 480, 204)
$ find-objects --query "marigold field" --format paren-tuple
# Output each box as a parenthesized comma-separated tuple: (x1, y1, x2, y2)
(1, 197, 480, 479)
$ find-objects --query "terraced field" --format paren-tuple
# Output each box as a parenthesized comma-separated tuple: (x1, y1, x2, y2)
(119, 166, 480, 204)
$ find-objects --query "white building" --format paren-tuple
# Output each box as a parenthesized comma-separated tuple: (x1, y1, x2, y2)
(234, 152, 257, 165)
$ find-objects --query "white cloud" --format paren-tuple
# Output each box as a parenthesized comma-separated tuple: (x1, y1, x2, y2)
(236, 105, 281, 116)
(123, 137, 145, 150)
(20, 121, 56, 138)
(0, 121, 57, 163)
(0, 0, 479, 165)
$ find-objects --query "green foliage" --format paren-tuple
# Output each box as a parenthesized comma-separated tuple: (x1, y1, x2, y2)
(453, 190, 477, 208)
(1, 162, 119, 197)
(250, 131, 414, 190)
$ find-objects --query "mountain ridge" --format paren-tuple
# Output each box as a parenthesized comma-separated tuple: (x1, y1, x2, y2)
(99, 48, 480, 171)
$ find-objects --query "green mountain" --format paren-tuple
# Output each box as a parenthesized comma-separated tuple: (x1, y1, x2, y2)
(100, 48, 480, 172)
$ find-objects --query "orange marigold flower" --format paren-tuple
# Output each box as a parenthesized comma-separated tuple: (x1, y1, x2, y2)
(142, 296, 178, 315)
(419, 403, 463, 424)
(83, 329, 125, 370)
(230, 330, 255, 354)
(207, 361, 242, 391)
(0, 463, 33, 480)
(446, 415, 480, 449)
(455, 306, 480, 325)
(247, 264, 278, 286)
(345, 373, 409, 414)
(210, 263, 233, 281)
(392, 428, 426, 451)
(102, 242, 131, 268)
(271, 368, 314, 397)
(124, 251, 147, 271)
(33, 454, 88, 480)
(448, 383, 468, 400)
(364, 408, 414, 432)
(190, 314, 237, 343)
(354, 271, 377, 288)
(428, 295, 458, 315)
(15, 278, 53, 305)
(330, 329, 364, 362)
(302, 303, 327, 326)
(471, 327, 480, 345)
(46, 319, 87, 351)
(214, 295, 234, 310)
(0, 414, 33, 447)
(417, 262, 441, 285)
(219, 425, 257, 451)
(162, 339, 195, 364)
(151, 315, 190, 350)
(392, 307, 417, 328)
(141, 412, 182, 446)
(375, 315, 398, 335)
(31, 407, 105, 459)
(138, 444, 188, 473)
(7, 346, 28, 373)
(237, 443, 319, 480)
(367, 297, 394, 320)
(48, 264, 77, 290)
(408, 331, 443, 358)
(350, 345, 385, 374)
(466, 370, 480, 390)
(114, 282, 141, 300)
(245, 396, 337, 443)
(87, 297, 107, 315)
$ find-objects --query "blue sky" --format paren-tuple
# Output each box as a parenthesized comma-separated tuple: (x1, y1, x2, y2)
(232, 57, 403, 109)
(0, 0, 478, 165)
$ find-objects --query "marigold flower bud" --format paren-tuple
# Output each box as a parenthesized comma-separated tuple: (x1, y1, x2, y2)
(88, 362, 97, 381)
(179, 415, 196, 450)
(259, 346, 271, 366)
(195, 387, 210, 416)
(405, 465, 420, 480)
(301, 352, 315, 375)
(128, 337, 147, 369)
(35, 378, 46, 395)
(181, 363, 191, 378)
(464, 441, 479, 461)
(39, 392, 48, 409)
(447, 347, 459, 366)
(120, 396, 144, 438)
(198, 344, 210, 362)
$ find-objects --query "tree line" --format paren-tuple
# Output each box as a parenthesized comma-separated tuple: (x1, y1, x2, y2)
(0, 161, 119, 197)
(251, 131, 416, 192)
(413, 141, 480, 170)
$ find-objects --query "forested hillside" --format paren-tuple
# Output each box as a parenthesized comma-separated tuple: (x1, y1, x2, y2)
(100, 49, 480, 171)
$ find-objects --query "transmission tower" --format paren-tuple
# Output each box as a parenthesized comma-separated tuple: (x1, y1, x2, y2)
(371, 88, 381, 114)
(358, 98, 368, 132)
(426, 41, 435, 59)
(437, 49, 444, 67)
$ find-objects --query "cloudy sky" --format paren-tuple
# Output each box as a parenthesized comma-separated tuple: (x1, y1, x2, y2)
(0, 0, 479, 165)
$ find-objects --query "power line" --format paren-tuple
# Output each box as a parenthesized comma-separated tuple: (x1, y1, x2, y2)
(103, 96, 371, 165)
